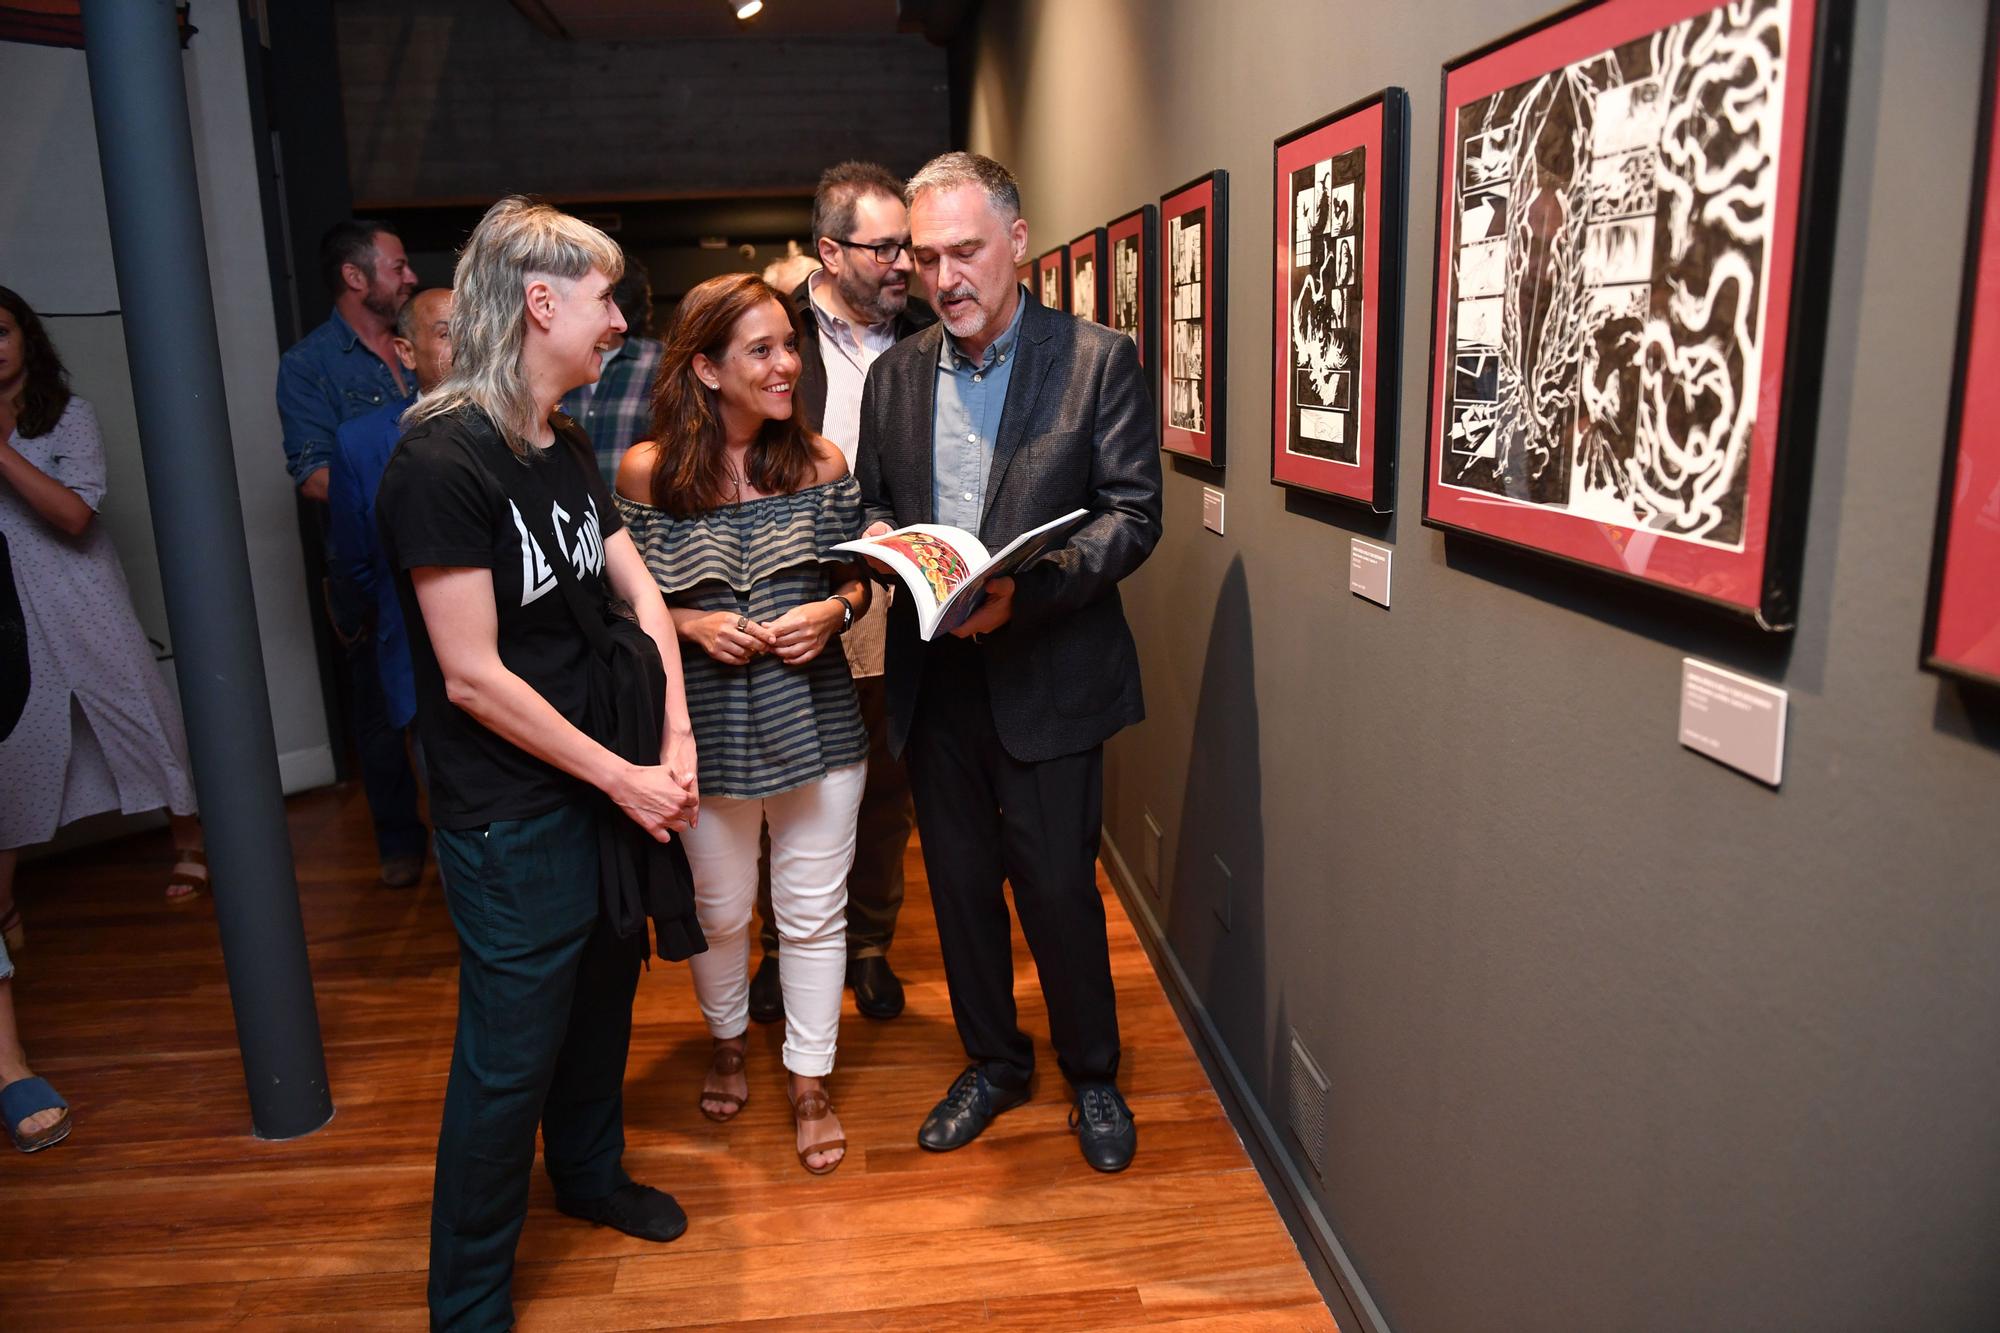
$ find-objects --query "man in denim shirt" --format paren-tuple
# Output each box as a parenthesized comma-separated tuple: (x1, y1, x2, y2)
(276, 219, 427, 886)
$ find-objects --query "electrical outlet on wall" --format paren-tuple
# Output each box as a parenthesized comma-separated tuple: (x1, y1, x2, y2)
(1142, 809, 1163, 898)
(1212, 854, 1232, 931)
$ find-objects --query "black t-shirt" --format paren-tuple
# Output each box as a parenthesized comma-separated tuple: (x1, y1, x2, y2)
(375, 404, 623, 829)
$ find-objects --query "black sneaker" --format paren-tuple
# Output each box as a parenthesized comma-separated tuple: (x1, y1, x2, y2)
(1069, 1083, 1136, 1173)
(555, 1181, 687, 1242)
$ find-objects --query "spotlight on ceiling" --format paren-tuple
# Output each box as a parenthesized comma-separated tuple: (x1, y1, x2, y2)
(731, 0, 765, 21)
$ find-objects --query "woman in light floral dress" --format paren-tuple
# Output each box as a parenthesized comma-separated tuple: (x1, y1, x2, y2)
(0, 285, 205, 945)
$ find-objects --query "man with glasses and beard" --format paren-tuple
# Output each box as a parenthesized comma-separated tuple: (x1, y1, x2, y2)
(746, 162, 935, 1028)
(276, 219, 428, 889)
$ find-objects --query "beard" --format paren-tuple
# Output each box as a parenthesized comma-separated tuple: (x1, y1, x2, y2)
(836, 265, 908, 325)
(362, 280, 407, 323)
(934, 284, 993, 339)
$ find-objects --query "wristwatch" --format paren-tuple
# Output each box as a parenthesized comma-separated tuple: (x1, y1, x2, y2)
(828, 592, 855, 633)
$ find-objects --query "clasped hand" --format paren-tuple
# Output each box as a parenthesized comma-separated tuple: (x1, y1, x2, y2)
(690, 610, 777, 665)
(608, 761, 698, 844)
(692, 601, 842, 667)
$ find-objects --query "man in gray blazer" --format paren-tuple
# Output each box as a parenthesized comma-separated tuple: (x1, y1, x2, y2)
(855, 152, 1163, 1172)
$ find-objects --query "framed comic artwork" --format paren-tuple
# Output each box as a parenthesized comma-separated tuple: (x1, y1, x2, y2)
(1421, 0, 1852, 629)
(1068, 227, 1107, 323)
(1017, 258, 1034, 295)
(1162, 170, 1229, 465)
(1106, 204, 1160, 388)
(1035, 247, 1068, 313)
(1925, 0, 2000, 690)
(1272, 87, 1410, 510)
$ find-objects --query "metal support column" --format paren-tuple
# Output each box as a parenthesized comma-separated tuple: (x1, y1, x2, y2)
(79, 0, 333, 1139)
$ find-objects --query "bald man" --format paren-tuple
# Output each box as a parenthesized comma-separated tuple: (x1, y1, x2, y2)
(328, 286, 454, 839)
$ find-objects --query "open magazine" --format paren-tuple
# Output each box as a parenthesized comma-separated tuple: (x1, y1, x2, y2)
(833, 508, 1091, 641)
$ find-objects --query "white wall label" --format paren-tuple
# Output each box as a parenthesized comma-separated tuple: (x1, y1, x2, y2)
(1679, 658, 1787, 786)
(1202, 486, 1225, 535)
(1349, 538, 1392, 607)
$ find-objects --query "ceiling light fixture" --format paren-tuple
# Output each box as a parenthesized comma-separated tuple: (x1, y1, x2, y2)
(732, 0, 765, 21)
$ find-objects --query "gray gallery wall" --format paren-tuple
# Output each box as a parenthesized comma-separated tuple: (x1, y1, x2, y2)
(970, 2, 2000, 1330)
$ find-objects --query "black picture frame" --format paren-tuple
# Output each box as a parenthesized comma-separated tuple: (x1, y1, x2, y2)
(1161, 169, 1229, 467)
(1270, 85, 1410, 512)
(1105, 203, 1160, 401)
(1921, 0, 2000, 692)
(1417, 0, 1854, 630)
(1068, 226, 1108, 324)
(1034, 246, 1069, 314)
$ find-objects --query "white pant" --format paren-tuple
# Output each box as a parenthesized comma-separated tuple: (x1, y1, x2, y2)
(680, 762, 865, 1077)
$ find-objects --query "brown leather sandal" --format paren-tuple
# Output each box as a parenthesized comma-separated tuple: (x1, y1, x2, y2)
(791, 1087, 846, 1176)
(699, 1041, 747, 1123)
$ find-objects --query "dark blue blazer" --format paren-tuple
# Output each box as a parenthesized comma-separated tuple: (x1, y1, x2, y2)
(329, 400, 416, 729)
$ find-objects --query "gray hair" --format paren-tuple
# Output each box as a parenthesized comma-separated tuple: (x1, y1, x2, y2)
(404, 197, 623, 456)
(904, 151, 1022, 223)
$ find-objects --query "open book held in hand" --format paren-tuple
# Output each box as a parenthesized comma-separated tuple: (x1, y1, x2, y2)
(834, 508, 1091, 641)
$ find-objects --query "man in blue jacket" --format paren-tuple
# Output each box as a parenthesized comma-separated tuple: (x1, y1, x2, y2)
(328, 287, 453, 761)
(277, 220, 426, 887)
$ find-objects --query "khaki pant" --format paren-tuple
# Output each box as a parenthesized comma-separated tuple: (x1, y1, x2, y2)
(756, 674, 911, 959)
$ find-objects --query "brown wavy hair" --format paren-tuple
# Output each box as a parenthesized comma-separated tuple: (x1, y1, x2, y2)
(647, 273, 816, 517)
(0, 286, 74, 439)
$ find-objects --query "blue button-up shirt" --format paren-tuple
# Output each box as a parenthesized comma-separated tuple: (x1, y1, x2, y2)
(933, 289, 1028, 533)
(275, 309, 414, 485)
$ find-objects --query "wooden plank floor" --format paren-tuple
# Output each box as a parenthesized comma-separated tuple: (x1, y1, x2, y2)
(0, 781, 1332, 1330)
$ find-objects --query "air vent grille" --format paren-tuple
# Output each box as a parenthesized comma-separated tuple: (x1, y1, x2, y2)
(1287, 1030, 1329, 1179)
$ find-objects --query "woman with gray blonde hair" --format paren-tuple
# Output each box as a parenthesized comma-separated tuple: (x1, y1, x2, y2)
(376, 196, 700, 1331)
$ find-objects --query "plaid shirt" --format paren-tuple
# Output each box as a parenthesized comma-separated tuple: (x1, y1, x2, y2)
(560, 334, 664, 486)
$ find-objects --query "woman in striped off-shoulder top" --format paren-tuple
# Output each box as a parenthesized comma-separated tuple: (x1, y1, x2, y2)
(615, 273, 871, 1176)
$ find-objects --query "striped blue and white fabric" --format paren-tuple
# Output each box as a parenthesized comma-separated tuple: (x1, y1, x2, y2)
(618, 476, 867, 800)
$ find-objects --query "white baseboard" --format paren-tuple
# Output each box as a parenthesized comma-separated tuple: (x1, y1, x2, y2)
(1100, 826, 1393, 1333)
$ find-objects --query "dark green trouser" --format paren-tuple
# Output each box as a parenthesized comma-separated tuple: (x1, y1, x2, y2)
(758, 674, 912, 958)
(427, 800, 640, 1332)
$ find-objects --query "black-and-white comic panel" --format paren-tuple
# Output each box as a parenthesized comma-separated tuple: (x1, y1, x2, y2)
(1169, 207, 1206, 433)
(1072, 251, 1097, 322)
(1288, 146, 1366, 465)
(1039, 261, 1063, 310)
(1440, 0, 1791, 551)
(1112, 234, 1142, 345)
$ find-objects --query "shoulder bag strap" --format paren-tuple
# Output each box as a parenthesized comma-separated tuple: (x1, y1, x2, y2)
(465, 415, 617, 660)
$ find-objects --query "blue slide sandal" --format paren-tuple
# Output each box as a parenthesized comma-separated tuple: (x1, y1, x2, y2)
(2, 1076, 71, 1153)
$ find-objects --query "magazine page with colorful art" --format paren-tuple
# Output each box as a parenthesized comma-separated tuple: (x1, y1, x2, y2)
(833, 508, 1091, 641)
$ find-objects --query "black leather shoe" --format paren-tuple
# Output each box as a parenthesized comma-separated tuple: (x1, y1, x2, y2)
(555, 1181, 688, 1242)
(748, 953, 783, 1024)
(917, 1065, 1028, 1152)
(1069, 1083, 1136, 1173)
(847, 955, 905, 1020)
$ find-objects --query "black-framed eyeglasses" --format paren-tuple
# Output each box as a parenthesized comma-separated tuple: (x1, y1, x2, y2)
(834, 237, 909, 264)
